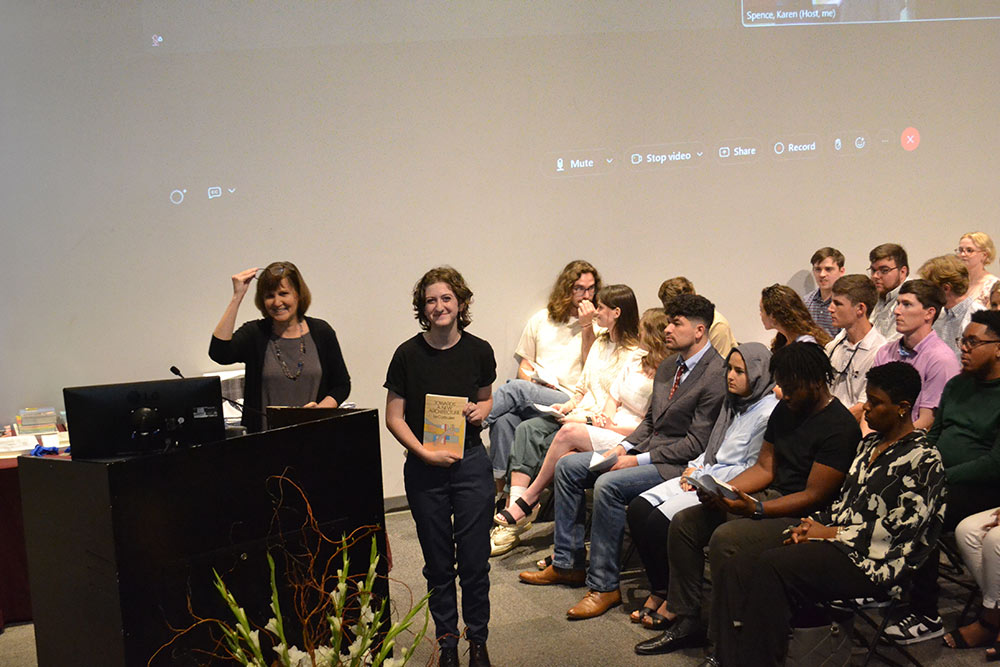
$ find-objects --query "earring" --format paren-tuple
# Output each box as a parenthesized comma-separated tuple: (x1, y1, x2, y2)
(898, 410, 906, 419)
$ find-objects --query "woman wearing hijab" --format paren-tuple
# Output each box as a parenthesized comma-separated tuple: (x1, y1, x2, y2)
(625, 342, 779, 629)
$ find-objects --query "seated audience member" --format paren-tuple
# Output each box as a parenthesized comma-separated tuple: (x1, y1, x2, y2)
(890, 310, 1000, 645)
(715, 362, 946, 667)
(635, 342, 861, 656)
(872, 279, 960, 430)
(492, 309, 669, 528)
(868, 243, 910, 341)
(658, 276, 737, 355)
(483, 260, 600, 490)
(626, 342, 778, 630)
(951, 506, 1000, 655)
(957, 231, 1000, 308)
(805, 247, 846, 337)
(920, 254, 986, 360)
(760, 284, 831, 350)
(991, 281, 1000, 311)
(518, 295, 727, 622)
(490, 284, 639, 555)
(825, 274, 886, 422)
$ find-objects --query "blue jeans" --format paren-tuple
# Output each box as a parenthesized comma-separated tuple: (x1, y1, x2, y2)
(553, 452, 665, 591)
(484, 379, 568, 479)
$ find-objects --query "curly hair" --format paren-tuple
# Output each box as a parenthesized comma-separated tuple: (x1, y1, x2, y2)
(638, 308, 671, 374)
(254, 261, 312, 319)
(412, 266, 473, 331)
(761, 284, 831, 350)
(547, 260, 601, 323)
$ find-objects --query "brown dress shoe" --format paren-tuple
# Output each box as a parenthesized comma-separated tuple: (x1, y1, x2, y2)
(566, 589, 622, 619)
(518, 563, 586, 586)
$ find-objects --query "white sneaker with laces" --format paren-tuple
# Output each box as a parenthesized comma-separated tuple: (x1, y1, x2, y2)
(489, 523, 530, 557)
(883, 612, 944, 644)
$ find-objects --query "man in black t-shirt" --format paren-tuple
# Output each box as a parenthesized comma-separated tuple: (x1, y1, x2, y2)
(634, 343, 861, 657)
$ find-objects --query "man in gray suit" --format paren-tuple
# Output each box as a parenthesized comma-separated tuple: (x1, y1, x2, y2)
(519, 294, 728, 619)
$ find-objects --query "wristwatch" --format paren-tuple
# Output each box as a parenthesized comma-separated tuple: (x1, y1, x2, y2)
(586, 415, 593, 426)
(751, 499, 765, 520)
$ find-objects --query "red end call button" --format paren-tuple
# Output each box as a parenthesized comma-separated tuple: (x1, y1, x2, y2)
(901, 127, 920, 151)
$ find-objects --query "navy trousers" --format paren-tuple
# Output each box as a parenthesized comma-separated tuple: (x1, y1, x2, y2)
(404, 443, 494, 647)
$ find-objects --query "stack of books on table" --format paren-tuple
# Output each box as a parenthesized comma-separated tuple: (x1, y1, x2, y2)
(16, 407, 58, 435)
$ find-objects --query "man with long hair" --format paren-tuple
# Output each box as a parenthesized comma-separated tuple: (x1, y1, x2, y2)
(483, 260, 601, 492)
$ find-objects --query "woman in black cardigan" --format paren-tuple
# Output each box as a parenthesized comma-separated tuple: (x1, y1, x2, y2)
(209, 261, 350, 432)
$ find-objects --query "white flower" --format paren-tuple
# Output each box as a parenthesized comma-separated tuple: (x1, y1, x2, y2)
(359, 605, 375, 625)
(286, 645, 311, 667)
(313, 645, 335, 664)
(329, 616, 342, 633)
(264, 617, 279, 635)
(381, 656, 405, 667)
(348, 635, 371, 659)
(247, 629, 260, 648)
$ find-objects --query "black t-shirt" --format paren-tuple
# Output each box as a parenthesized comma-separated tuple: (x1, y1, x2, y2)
(764, 397, 861, 496)
(384, 331, 497, 450)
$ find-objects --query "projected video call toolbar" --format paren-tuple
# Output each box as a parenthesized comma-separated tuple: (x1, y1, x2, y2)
(543, 127, 920, 177)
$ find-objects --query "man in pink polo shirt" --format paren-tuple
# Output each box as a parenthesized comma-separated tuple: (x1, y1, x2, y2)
(872, 279, 961, 430)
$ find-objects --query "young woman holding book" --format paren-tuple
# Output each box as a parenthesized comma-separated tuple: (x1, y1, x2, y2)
(383, 266, 496, 667)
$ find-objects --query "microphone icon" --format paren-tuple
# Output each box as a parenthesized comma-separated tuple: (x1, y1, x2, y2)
(556, 158, 564, 172)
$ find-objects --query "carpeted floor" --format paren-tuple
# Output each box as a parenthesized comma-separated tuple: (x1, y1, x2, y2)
(0, 509, 988, 666)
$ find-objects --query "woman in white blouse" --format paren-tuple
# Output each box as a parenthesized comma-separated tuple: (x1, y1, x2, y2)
(493, 308, 670, 526)
(957, 231, 1000, 308)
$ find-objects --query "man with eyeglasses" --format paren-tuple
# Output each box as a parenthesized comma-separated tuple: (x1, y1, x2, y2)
(825, 274, 886, 423)
(885, 310, 1000, 645)
(484, 260, 601, 551)
(872, 279, 960, 430)
(868, 243, 910, 341)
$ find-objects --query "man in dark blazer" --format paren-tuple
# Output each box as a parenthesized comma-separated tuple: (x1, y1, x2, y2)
(519, 294, 728, 619)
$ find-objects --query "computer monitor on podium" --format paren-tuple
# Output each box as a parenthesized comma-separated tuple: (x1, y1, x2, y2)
(64, 377, 225, 460)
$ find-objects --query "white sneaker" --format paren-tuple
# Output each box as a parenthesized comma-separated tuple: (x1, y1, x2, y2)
(883, 612, 944, 644)
(489, 523, 530, 557)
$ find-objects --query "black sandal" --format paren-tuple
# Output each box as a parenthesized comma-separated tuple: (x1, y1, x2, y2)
(641, 611, 675, 631)
(494, 497, 538, 527)
(944, 615, 1000, 650)
(630, 607, 653, 624)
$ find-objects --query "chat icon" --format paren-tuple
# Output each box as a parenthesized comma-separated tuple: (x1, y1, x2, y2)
(207, 186, 222, 199)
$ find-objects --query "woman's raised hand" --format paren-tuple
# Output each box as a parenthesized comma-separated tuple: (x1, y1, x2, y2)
(231, 268, 259, 298)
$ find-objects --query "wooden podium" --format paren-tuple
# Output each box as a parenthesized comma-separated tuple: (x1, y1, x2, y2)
(20, 408, 387, 667)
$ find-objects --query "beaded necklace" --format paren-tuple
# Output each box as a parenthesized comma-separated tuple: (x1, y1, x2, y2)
(272, 320, 306, 380)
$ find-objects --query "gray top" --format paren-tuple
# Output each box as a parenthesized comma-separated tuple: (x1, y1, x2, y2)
(261, 332, 322, 428)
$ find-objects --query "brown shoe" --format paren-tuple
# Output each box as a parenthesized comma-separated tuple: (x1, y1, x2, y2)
(518, 564, 586, 586)
(567, 589, 622, 619)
